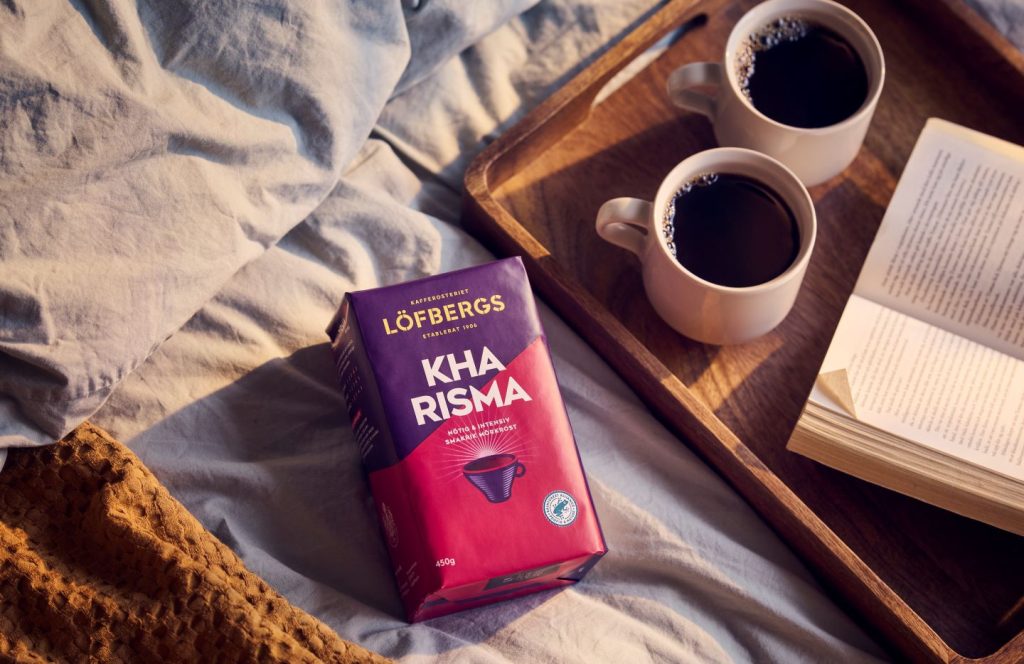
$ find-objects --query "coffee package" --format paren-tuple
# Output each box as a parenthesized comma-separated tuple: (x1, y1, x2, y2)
(327, 257, 607, 621)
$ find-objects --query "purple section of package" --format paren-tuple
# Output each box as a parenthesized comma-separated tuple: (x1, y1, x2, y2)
(327, 257, 542, 466)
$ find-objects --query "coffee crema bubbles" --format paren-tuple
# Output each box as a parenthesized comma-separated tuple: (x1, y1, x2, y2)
(663, 172, 800, 288)
(735, 17, 869, 128)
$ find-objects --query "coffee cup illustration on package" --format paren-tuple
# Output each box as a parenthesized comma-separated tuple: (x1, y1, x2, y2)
(463, 454, 526, 503)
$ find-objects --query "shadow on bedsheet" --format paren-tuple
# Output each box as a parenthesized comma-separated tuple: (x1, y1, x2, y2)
(127, 344, 400, 614)
(130, 343, 568, 648)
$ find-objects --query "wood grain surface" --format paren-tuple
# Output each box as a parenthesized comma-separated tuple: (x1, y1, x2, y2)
(463, 0, 1024, 661)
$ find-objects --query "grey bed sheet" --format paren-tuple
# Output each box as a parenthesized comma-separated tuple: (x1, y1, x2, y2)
(0, 0, 536, 452)
(4, 0, 1021, 661)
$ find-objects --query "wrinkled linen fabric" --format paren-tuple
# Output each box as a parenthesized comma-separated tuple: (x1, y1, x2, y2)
(966, 0, 1024, 47)
(0, 0, 534, 449)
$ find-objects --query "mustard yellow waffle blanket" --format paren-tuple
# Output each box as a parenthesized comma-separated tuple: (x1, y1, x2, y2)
(0, 423, 389, 663)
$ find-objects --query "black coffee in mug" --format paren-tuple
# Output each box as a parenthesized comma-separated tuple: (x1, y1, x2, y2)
(663, 173, 799, 288)
(737, 18, 868, 128)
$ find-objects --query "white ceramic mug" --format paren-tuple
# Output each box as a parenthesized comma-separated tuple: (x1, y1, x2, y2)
(595, 148, 816, 345)
(667, 0, 884, 187)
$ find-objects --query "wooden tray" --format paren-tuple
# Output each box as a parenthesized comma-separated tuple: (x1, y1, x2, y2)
(463, 0, 1024, 661)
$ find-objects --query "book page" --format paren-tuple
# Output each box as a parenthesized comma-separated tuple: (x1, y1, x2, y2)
(854, 119, 1024, 361)
(812, 295, 1024, 482)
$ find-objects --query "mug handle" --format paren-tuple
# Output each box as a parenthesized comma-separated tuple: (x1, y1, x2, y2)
(666, 62, 722, 118)
(595, 198, 652, 258)
(515, 462, 526, 478)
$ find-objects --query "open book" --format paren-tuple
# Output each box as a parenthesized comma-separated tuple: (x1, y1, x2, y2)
(787, 119, 1024, 536)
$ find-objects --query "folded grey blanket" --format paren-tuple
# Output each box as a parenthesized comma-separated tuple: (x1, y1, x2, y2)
(0, 0, 536, 452)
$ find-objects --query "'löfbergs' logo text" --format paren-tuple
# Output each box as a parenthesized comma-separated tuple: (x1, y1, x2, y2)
(382, 294, 505, 335)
